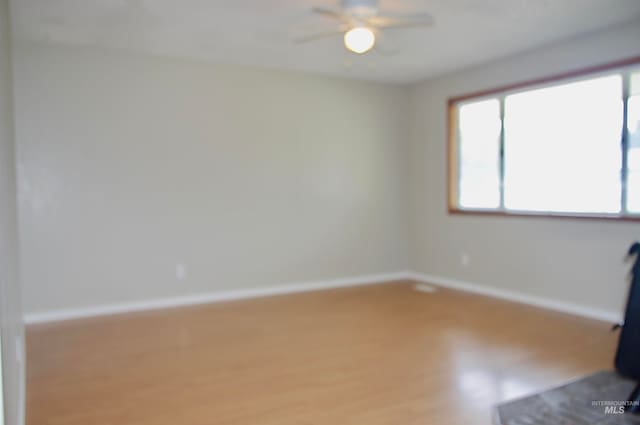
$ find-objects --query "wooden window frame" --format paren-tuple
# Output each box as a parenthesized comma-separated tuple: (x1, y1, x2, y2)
(447, 55, 640, 222)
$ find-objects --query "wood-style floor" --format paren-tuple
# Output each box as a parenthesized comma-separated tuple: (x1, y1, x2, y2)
(27, 281, 617, 425)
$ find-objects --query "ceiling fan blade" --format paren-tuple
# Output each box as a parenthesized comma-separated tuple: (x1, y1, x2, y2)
(312, 6, 346, 21)
(293, 27, 347, 43)
(367, 13, 434, 29)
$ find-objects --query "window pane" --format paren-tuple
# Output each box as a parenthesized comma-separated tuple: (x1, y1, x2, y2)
(503, 75, 623, 213)
(631, 70, 640, 96)
(628, 91, 640, 213)
(457, 99, 501, 209)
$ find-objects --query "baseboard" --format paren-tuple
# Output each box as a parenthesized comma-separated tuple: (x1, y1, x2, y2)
(25, 270, 622, 325)
(23, 271, 411, 325)
(407, 272, 622, 323)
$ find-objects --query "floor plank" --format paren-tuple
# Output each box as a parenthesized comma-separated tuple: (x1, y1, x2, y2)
(26, 281, 617, 425)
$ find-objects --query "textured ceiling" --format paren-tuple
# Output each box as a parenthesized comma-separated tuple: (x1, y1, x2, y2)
(11, 0, 640, 83)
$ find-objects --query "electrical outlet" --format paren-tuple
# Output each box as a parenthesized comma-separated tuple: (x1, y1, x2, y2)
(461, 252, 470, 268)
(16, 337, 23, 365)
(176, 263, 187, 281)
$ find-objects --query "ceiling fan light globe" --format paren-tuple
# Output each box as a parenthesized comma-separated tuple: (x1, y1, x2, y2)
(344, 27, 375, 54)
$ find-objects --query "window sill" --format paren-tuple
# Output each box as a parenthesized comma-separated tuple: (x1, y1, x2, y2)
(448, 207, 640, 222)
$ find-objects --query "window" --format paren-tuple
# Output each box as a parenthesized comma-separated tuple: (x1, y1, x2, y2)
(628, 72, 640, 213)
(448, 59, 640, 219)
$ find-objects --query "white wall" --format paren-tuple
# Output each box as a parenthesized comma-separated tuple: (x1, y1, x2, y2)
(409, 20, 640, 318)
(14, 20, 640, 321)
(13, 42, 410, 315)
(0, 0, 24, 423)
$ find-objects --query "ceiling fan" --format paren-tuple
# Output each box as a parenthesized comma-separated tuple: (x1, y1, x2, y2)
(295, 0, 435, 54)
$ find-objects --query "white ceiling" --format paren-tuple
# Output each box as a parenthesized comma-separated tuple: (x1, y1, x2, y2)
(11, 0, 640, 84)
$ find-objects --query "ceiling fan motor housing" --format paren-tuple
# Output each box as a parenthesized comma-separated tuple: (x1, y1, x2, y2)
(341, 0, 379, 18)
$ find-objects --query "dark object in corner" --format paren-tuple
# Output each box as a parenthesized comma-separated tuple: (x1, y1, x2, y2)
(615, 242, 640, 414)
(628, 385, 640, 415)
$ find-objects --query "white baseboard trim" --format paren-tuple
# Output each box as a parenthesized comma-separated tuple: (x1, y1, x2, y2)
(24, 270, 622, 325)
(407, 272, 622, 323)
(23, 272, 411, 325)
